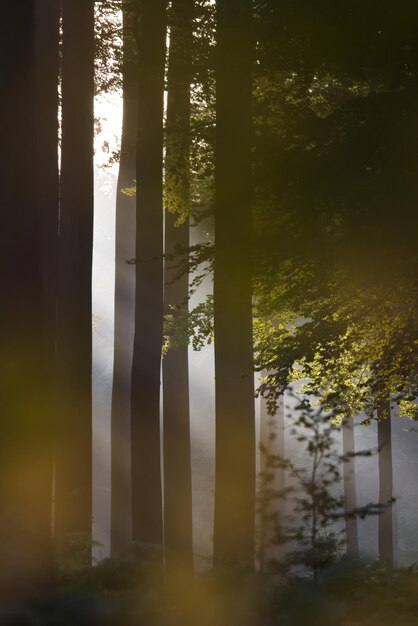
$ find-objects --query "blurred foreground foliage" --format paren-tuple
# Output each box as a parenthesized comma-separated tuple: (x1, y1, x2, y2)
(4, 554, 418, 625)
(0, 401, 411, 626)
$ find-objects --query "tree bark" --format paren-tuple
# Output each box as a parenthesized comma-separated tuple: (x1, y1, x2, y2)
(0, 0, 55, 596)
(377, 401, 394, 566)
(259, 393, 285, 570)
(131, 0, 167, 545)
(110, 0, 138, 558)
(55, 0, 94, 548)
(213, 0, 255, 569)
(342, 416, 359, 557)
(34, 0, 60, 572)
(163, 0, 194, 575)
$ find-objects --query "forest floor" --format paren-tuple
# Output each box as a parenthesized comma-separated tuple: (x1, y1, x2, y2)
(2, 553, 418, 626)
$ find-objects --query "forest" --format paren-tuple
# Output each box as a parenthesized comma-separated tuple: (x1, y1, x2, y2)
(1, 0, 418, 624)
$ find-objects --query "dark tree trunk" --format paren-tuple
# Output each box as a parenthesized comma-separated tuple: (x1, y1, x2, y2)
(163, 0, 194, 574)
(213, 0, 255, 569)
(377, 401, 394, 566)
(131, 0, 167, 545)
(110, 0, 138, 557)
(55, 0, 94, 548)
(35, 0, 60, 341)
(342, 417, 359, 557)
(0, 0, 55, 596)
(34, 0, 61, 576)
(259, 393, 285, 570)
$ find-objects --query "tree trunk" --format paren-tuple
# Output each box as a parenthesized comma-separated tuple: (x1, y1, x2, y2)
(110, 0, 138, 558)
(213, 0, 255, 569)
(342, 417, 359, 557)
(163, 0, 194, 575)
(259, 393, 285, 570)
(35, 0, 60, 357)
(131, 0, 167, 546)
(0, 0, 54, 596)
(34, 0, 61, 573)
(55, 0, 94, 550)
(377, 401, 394, 566)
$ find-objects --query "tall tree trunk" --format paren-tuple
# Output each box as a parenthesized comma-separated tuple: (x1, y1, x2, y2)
(131, 0, 167, 545)
(110, 0, 138, 558)
(55, 0, 94, 550)
(213, 0, 255, 569)
(163, 0, 194, 575)
(377, 401, 394, 566)
(0, 0, 54, 596)
(342, 416, 359, 556)
(34, 0, 61, 575)
(259, 393, 285, 570)
(35, 0, 60, 353)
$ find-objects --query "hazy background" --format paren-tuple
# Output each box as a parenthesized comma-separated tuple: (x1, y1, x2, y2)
(91, 95, 418, 568)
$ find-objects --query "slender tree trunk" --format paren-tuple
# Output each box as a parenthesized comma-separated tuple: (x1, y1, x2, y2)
(377, 401, 394, 566)
(131, 0, 167, 545)
(0, 0, 54, 596)
(110, 0, 138, 557)
(55, 0, 94, 549)
(163, 0, 194, 575)
(35, 0, 60, 343)
(259, 393, 285, 570)
(34, 0, 60, 570)
(342, 416, 359, 556)
(213, 0, 255, 569)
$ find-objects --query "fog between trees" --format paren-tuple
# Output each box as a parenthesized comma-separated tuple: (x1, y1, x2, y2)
(1, 1, 418, 623)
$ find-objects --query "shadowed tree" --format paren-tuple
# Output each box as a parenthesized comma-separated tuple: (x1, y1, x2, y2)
(213, 0, 256, 569)
(55, 0, 94, 549)
(259, 393, 286, 570)
(110, 0, 138, 558)
(131, 0, 167, 546)
(377, 401, 394, 566)
(342, 417, 359, 557)
(35, 0, 60, 429)
(34, 0, 60, 575)
(0, 0, 55, 595)
(163, 0, 194, 575)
